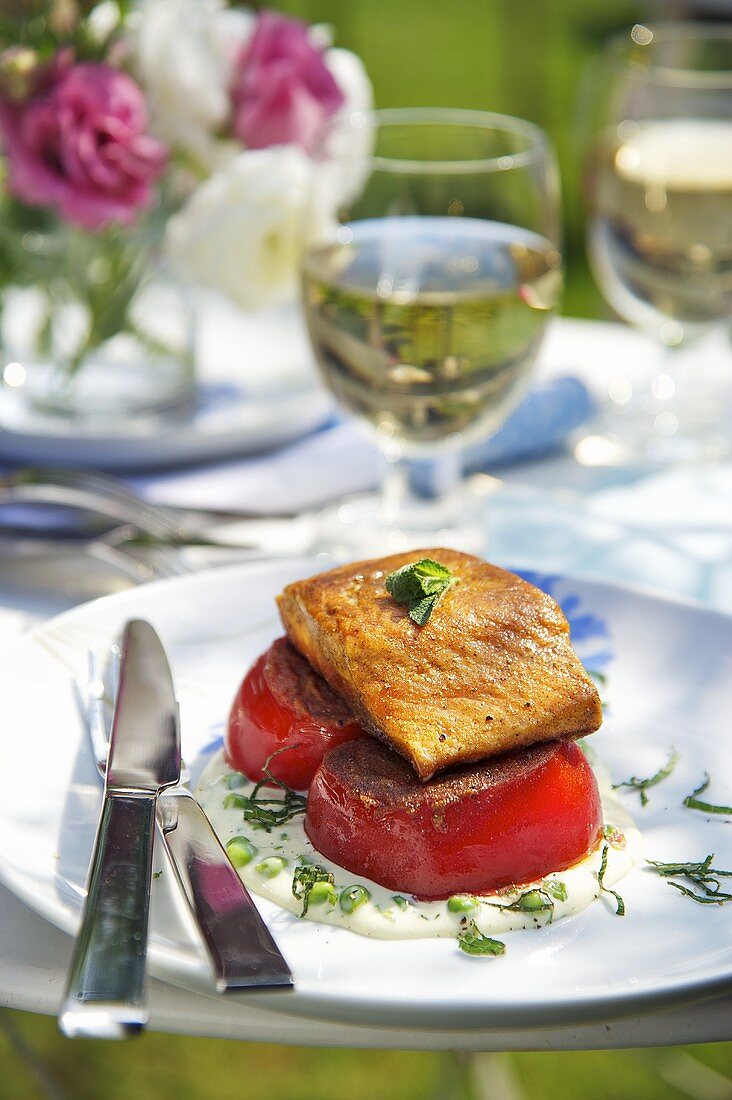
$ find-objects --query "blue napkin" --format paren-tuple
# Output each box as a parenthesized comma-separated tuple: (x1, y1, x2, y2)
(0, 375, 595, 526)
(465, 375, 594, 470)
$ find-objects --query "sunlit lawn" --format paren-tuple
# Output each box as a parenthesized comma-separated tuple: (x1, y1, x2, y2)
(2, 1010, 732, 1100)
(4, 2, 731, 1097)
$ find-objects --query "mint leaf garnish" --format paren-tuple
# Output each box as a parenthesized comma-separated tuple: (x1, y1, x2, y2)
(596, 844, 626, 916)
(683, 775, 732, 817)
(292, 863, 337, 916)
(457, 920, 506, 957)
(646, 854, 732, 905)
(385, 558, 458, 625)
(612, 747, 679, 807)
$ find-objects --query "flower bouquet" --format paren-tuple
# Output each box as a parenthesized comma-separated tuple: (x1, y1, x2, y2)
(0, 1, 371, 427)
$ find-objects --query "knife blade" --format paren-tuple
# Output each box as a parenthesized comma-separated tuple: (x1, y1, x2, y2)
(83, 637, 294, 997)
(59, 619, 180, 1039)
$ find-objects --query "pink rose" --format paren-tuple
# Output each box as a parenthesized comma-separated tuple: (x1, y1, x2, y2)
(0, 56, 167, 231)
(231, 11, 344, 154)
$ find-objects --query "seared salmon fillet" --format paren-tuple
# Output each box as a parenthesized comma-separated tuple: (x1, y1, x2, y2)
(277, 549, 602, 781)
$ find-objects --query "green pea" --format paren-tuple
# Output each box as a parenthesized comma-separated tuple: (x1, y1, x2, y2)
(309, 881, 338, 906)
(226, 836, 257, 868)
(340, 885, 371, 914)
(224, 773, 246, 790)
(447, 894, 478, 913)
(255, 856, 288, 879)
(515, 889, 552, 912)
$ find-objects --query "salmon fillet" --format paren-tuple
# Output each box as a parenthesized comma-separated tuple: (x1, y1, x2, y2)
(277, 549, 602, 781)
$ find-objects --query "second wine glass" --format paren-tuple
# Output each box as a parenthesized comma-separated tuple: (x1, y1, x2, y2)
(301, 107, 562, 555)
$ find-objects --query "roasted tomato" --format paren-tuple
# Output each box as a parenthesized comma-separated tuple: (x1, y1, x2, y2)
(306, 738, 602, 899)
(225, 638, 366, 790)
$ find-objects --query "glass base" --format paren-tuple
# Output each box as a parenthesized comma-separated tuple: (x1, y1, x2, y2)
(309, 487, 490, 560)
(574, 329, 732, 467)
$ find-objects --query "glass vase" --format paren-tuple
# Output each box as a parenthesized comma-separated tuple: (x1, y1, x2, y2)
(0, 209, 195, 433)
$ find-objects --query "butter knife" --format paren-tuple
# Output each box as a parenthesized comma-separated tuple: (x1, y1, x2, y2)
(85, 636, 293, 998)
(59, 619, 181, 1038)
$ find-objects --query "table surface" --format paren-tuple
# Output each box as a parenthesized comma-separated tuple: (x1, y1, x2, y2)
(2, 317, 732, 1049)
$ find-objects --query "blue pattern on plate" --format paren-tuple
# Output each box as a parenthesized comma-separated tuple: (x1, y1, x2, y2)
(515, 570, 613, 672)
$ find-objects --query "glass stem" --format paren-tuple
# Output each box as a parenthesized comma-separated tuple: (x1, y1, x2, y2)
(379, 449, 463, 530)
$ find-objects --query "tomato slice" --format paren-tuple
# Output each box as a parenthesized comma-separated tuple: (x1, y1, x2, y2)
(225, 638, 366, 790)
(305, 737, 602, 899)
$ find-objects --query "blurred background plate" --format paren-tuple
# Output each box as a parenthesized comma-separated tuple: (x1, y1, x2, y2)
(0, 298, 332, 471)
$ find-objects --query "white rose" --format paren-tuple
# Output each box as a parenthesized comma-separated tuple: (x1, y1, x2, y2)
(165, 146, 315, 312)
(325, 47, 373, 122)
(129, 0, 253, 171)
(310, 47, 375, 223)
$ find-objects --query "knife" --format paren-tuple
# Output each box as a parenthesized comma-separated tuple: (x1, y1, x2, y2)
(82, 629, 293, 1004)
(59, 619, 180, 1039)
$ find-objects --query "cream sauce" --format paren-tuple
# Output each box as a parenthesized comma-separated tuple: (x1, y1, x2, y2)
(196, 751, 641, 941)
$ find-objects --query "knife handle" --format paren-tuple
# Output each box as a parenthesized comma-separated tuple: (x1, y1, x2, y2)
(159, 792, 292, 992)
(59, 791, 156, 1039)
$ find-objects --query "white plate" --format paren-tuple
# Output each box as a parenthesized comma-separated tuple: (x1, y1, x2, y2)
(0, 558, 731, 1029)
(0, 300, 332, 470)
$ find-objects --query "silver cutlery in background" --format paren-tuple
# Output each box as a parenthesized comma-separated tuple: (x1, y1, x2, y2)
(59, 619, 181, 1039)
(84, 640, 293, 1000)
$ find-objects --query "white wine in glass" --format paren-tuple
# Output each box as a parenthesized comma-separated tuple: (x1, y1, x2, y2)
(302, 109, 562, 554)
(582, 24, 732, 465)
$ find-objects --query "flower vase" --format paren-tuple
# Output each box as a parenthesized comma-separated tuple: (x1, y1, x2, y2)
(0, 212, 195, 433)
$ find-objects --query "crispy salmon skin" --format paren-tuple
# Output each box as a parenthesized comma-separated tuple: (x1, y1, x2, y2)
(277, 549, 602, 781)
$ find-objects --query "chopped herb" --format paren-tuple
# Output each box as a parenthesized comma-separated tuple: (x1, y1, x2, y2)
(339, 885, 371, 914)
(682, 775, 732, 817)
(153, 870, 163, 880)
(545, 880, 568, 902)
(457, 921, 506, 957)
(292, 864, 337, 916)
(596, 845, 625, 915)
(223, 748, 306, 832)
(487, 888, 555, 915)
(647, 854, 732, 905)
(613, 748, 679, 807)
(392, 895, 410, 911)
(385, 558, 458, 625)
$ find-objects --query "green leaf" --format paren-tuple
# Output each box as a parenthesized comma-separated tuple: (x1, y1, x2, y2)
(596, 844, 626, 916)
(384, 562, 425, 604)
(545, 880, 568, 902)
(409, 594, 438, 625)
(384, 558, 458, 626)
(457, 921, 506, 957)
(612, 747, 679, 807)
(683, 775, 732, 817)
(646, 853, 732, 905)
(487, 888, 555, 915)
(292, 864, 337, 916)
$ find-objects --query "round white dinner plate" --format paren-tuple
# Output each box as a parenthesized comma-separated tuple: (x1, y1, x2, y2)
(0, 299, 332, 470)
(0, 557, 731, 1030)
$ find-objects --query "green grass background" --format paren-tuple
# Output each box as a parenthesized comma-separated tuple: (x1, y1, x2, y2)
(4, 2, 732, 1097)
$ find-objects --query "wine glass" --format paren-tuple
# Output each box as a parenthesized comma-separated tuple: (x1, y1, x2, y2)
(580, 22, 732, 466)
(301, 107, 562, 555)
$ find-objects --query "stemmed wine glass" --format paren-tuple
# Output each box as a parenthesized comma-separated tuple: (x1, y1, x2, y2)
(301, 107, 562, 555)
(580, 23, 732, 466)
